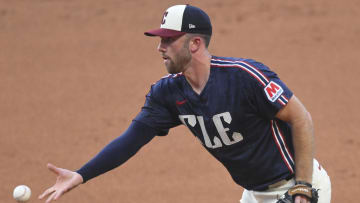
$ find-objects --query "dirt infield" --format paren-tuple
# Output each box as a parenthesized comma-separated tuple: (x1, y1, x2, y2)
(1, 0, 359, 202)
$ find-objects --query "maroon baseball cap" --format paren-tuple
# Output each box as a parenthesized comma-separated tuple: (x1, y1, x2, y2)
(144, 5, 212, 37)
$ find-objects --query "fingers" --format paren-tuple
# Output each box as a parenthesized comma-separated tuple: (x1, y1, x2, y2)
(40, 163, 79, 202)
(41, 187, 67, 203)
(38, 187, 55, 199)
(45, 190, 57, 203)
(294, 195, 310, 203)
(54, 189, 65, 201)
(47, 163, 61, 175)
(38, 185, 67, 202)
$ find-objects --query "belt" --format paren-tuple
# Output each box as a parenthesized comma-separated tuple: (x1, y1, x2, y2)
(264, 174, 294, 190)
(252, 174, 295, 191)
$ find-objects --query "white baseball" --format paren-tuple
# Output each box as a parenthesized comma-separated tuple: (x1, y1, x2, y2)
(13, 185, 31, 202)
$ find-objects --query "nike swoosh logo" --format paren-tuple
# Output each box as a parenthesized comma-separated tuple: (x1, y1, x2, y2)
(176, 99, 187, 106)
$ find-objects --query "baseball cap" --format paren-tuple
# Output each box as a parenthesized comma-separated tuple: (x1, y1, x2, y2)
(144, 5, 212, 37)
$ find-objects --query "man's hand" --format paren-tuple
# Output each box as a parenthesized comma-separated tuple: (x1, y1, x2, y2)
(294, 195, 310, 203)
(39, 163, 83, 203)
(276, 181, 319, 203)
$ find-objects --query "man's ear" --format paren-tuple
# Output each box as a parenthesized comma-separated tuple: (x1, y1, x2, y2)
(190, 37, 202, 52)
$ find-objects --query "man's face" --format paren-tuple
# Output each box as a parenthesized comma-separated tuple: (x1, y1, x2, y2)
(158, 34, 192, 74)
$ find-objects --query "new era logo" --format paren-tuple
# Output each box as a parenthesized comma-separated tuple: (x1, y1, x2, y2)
(264, 81, 283, 102)
(189, 24, 196, 29)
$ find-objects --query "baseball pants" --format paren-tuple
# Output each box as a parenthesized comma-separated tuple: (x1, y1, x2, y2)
(240, 159, 331, 203)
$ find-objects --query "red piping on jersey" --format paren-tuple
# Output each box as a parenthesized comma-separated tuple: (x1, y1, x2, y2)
(279, 95, 290, 106)
(278, 98, 286, 106)
(211, 62, 289, 107)
(211, 63, 267, 86)
(274, 121, 294, 161)
(271, 120, 294, 174)
(281, 95, 289, 102)
(241, 60, 270, 82)
(211, 58, 270, 82)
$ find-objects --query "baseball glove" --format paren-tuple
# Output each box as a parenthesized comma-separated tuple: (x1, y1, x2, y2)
(276, 181, 319, 203)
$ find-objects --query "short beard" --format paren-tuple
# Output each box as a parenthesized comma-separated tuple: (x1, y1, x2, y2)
(166, 38, 192, 74)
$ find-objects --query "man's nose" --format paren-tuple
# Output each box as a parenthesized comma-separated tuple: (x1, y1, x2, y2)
(157, 42, 166, 52)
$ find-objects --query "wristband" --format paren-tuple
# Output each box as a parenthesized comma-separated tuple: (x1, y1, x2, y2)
(295, 180, 312, 188)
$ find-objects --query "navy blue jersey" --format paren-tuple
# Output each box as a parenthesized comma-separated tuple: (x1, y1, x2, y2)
(134, 56, 294, 190)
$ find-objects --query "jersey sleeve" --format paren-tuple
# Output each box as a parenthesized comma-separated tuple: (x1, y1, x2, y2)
(245, 59, 293, 119)
(134, 82, 181, 136)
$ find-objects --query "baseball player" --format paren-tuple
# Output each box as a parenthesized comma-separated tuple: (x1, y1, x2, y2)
(39, 5, 331, 203)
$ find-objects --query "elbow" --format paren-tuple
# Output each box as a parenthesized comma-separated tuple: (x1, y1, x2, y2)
(305, 111, 314, 132)
(290, 109, 314, 131)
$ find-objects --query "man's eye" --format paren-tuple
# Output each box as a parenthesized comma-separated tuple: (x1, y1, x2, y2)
(162, 37, 173, 43)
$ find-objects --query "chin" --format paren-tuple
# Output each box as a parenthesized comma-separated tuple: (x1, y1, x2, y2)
(167, 69, 181, 74)
(166, 65, 181, 74)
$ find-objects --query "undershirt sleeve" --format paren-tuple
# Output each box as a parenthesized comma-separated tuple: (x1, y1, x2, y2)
(76, 121, 157, 183)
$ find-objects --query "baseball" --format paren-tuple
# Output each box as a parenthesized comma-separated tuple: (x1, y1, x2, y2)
(13, 185, 31, 202)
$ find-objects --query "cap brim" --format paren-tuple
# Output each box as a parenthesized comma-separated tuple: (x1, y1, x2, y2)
(144, 28, 186, 37)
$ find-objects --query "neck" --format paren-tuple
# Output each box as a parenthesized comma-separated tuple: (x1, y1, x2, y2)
(183, 51, 212, 95)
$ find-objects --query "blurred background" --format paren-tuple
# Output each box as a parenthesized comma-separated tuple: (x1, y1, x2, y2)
(1, 0, 359, 202)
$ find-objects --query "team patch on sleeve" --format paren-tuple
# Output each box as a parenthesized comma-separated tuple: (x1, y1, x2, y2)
(264, 81, 283, 102)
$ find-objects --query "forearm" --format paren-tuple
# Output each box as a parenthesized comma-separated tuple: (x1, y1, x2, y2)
(291, 111, 314, 183)
(76, 121, 157, 182)
(276, 96, 315, 184)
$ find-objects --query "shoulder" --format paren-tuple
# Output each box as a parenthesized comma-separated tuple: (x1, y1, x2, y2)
(211, 56, 275, 86)
(152, 73, 183, 90)
(147, 73, 183, 99)
(211, 56, 271, 72)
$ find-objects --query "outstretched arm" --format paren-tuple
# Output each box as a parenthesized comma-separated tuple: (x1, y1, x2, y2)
(39, 121, 157, 203)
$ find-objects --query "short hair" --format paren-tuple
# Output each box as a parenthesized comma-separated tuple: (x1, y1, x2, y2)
(186, 33, 211, 48)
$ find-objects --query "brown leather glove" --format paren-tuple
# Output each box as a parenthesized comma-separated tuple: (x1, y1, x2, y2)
(276, 181, 319, 203)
